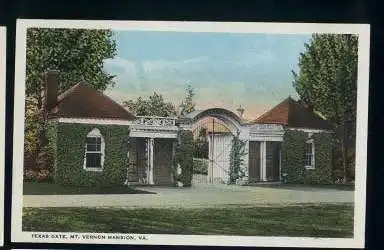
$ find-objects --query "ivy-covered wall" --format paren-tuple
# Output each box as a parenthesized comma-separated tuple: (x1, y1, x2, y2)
(47, 122, 130, 187)
(281, 129, 334, 184)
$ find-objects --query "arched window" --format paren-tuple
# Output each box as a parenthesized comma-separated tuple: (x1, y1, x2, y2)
(304, 138, 315, 170)
(83, 128, 105, 171)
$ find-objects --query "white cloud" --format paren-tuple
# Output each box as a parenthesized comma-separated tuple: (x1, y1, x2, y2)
(104, 57, 138, 76)
(141, 56, 210, 74)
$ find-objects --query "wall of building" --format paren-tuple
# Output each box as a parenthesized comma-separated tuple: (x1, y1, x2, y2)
(47, 121, 130, 187)
(281, 129, 334, 184)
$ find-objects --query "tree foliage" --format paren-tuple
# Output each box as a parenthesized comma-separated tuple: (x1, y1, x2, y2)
(180, 84, 196, 115)
(123, 92, 177, 117)
(24, 96, 39, 157)
(292, 34, 358, 182)
(26, 28, 117, 98)
(193, 127, 209, 159)
(25, 28, 117, 170)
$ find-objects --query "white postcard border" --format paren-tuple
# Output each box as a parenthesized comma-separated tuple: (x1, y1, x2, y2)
(0, 26, 6, 247)
(12, 19, 370, 249)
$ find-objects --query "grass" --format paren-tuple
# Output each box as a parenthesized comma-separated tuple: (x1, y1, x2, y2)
(249, 183, 355, 191)
(22, 203, 354, 237)
(23, 182, 155, 195)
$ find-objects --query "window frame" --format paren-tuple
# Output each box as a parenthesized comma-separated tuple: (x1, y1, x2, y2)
(83, 128, 105, 172)
(304, 138, 315, 170)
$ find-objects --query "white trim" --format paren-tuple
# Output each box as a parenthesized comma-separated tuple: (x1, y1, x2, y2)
(83, 128, 105, 172)
(260, 141, 267, 181)
(56, 118, 179, 139)
(57, 117, 133, 125)
(288, 127, 331, 134)
(0, 26, 5, 247)
(130, 130, 178, 139)
(304, 139, 315, 170)
(148, 138, 154, 185)
(249, 134, 284, 142)
(131, 124, 178, 131)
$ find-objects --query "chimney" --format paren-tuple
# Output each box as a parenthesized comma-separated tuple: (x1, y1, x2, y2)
(236, 105, 245, 119)
(44, 70, 59, 111)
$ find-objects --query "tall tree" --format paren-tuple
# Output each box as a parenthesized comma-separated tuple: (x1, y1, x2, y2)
(26, 28, 117, 98)
(123, 92, 177, 117)
(180, 84, 196, 115)
(25, 28, 117, 170)
(292, 34, 358, 182)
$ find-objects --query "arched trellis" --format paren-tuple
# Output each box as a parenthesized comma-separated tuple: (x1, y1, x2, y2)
(180, 108, 245, 184)
(184, 108, 244, 135)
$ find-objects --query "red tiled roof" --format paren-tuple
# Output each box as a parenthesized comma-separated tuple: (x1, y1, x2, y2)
(251, 97, 332, 130)
(49, 82, 136, 120)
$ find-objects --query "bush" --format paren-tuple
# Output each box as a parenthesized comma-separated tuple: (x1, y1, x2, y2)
(23, 169, 53, 183)
(173, 130, 194, 187)
(193, 158, 208, 175)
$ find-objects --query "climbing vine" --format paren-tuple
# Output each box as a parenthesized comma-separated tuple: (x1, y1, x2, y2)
(281, 129, 334, 184)
(228, 135, 247, 184)
(50, 122, 130, 187)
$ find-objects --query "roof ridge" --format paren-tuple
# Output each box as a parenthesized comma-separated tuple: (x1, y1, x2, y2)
(252, 96, 293, 123)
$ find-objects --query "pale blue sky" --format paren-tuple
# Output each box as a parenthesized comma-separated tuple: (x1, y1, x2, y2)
(103, 30, 311, 119)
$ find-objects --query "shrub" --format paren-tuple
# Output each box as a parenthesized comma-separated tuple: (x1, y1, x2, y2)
(173, 130, 194, 187)
(193, 158, 208, 175)
(23, 169, 53, 183)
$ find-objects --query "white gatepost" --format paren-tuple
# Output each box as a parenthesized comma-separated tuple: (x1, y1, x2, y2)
(147, 138, 155, 185)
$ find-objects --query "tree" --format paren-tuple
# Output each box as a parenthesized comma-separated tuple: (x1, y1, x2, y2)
(292, 34, 358, 182)
(26, 28, 117, 98)
(25, 28, 117, 170)
(123, 92, 177, 117)
(180, 84, 195, 115)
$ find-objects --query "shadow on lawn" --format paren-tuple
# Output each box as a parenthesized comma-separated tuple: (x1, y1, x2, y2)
(22, 204, 354, 238)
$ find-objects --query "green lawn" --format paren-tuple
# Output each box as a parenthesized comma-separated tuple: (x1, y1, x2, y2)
(23, 182, 155, 195)
(22, 203, 354, 237)
(250, 183, 355, 191)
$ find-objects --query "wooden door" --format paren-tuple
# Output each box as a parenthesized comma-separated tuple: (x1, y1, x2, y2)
(248, 141, 261, 182)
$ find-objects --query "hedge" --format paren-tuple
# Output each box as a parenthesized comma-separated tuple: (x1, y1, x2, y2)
(281, 129, 334, 184)
(173, 130, 194, 187)
(48, 122, 130, 187)
(193, 158, 208, 175)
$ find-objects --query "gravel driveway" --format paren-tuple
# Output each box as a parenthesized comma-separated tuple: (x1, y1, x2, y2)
(23, 182, 354, 208)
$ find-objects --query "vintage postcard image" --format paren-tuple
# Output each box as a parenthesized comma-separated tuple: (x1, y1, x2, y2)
(0, 26, 6, 247)
(12, 20, 370, 248)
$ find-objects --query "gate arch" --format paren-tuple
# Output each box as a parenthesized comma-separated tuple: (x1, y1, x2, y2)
(185, 108, 243, 134)
(184, 108, 245, 184)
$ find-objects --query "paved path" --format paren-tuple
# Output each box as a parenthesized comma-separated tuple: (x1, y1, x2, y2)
(23, 183, 354, 208)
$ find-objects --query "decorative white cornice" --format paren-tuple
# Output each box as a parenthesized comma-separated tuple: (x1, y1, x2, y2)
(56, 117, 133, 125)
(287, 127, 332, 133)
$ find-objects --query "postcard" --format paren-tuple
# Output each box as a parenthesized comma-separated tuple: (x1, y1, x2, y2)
(12, 20, 370, 248)
(0, 26, 6, 247)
